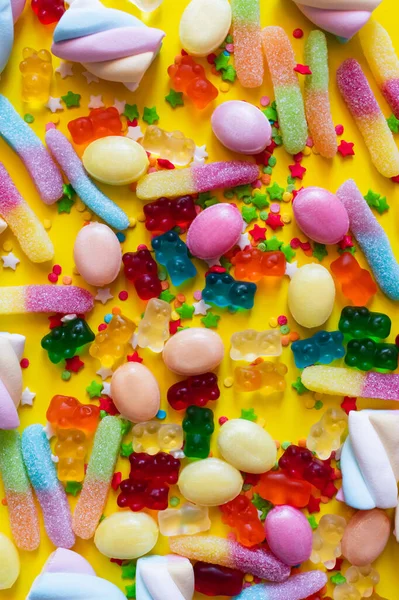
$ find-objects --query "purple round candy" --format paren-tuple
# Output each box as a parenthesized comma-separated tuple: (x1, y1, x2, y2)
(265, 505, 313, 566)
(293, 186, 349, 245)
(211, 101, 272, 155)
(187, 203, 243, 260)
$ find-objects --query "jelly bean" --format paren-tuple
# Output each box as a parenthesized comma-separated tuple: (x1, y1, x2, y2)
(217, 419, 277, 474)
(293, 187, 349, 245)
(178, 457, 243, 506)
(265, 506, 313, 566)
(94, 512, 159, 559)
(212, 101, 272, 155)
(82, 136, 149, 186)
(288, 264, 335, 328)
(73, 223, 122, 288)
(163, 328, 224, 376)
(0, 533, 20, 590)
(341, 509, 390, 567)
(179, 0, 232, 57)
(110, 362, 160, 423)
(187, 203, 244, 260)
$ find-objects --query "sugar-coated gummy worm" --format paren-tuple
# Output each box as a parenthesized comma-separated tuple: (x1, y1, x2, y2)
(304, 30, 337, 159)
(73, 416, 123, 539)
(337, 58, 399, 178)
(136, 161, 260, 201)
(45, 128, 130, 231)
(337, 179, 399, 301)
(22, 424, 75, 549)
(169, 535, 291, 582)
(0, 95, 63, 204)
(359, 20, 399, 119)
(262, 27, 308, 155)
(233, 571, 328, 600)
(0, 285, 94, 314)
(231, 0, 264, 88)
(0, 430, 40, 551)
(0, 162, 54, 263)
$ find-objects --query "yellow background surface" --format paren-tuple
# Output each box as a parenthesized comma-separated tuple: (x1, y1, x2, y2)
(1, 0, 399, 598)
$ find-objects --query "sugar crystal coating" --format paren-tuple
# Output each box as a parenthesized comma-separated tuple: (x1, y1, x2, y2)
(231, 0, 264, 88)
(0, 285, 94, 314)
(233, 571, 328, 600)
(302, 366, 364, 397)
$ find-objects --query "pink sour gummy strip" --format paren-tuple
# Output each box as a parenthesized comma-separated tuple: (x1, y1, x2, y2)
(0, 285, 94, 314)
(233, 571, 328, 600)
(231, 0, 264, 88)
(337, 58, 399, 178)
(0, 94, 63, 204)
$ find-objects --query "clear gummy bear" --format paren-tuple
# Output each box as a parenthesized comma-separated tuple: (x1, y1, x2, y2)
(310, 513, 347, 569)
(307, 407, 348, 460)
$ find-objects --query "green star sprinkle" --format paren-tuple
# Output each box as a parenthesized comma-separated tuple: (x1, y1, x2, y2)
(159, 289, 175, 303)
(86, 380, 103, 399)
(143, 106, 159, 125)
(338, 245, 356, 256)
(24, 113, 34, 123)
(220, 256, 232, 272)
(280, 243, 296, 262)
(123, 103, 139, 121)
(267, 182, 285, 201)
(215, 52, 230, 71)
(221, 65, 237, 82)
(292, 376, 309, 395)
(263, 106, 278, 121)
(61, 91, 81, 108)
(240, 408, 257, 422)
(264, 236, 283, 251)
(364, 189, 381, 204)
(63, 183, 75, 199)
(364, 189, 390, 214)
(120, 441, 133, 457)
(281, 440, 291, 450)
(65, 481, 82, 496)
(165, 89, 184, 108)
(330, 573, 346, 586)
(252, 193, 269, 210)
(201, 311, 220, 328)
(121, 562, 137, 580)
(313, 243, 328, 262)
(125, 583, 136, 599)
(176, 303, 195, 320)
(234, 184, 253, 200)
(57, 195, 75, 214)
(121, 419, 132, 437)
(196, 191, 216, 208)
(251, 494, 274, 520)
(204, 197, 219, 208)
(387, 114, 399, 133)
(241, 205, 258, 223)
(307, 515, 318, 530)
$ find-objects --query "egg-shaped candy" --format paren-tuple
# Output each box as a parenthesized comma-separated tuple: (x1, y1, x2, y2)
(212, 101, 272, 155)
(288, 264, 335, 328)
(180, 0, 232, 57)
(110, 362, 160, 422)
(82, 136, 149, 185)
(178, 458, 242, 506)
(73, 223, 122, 287)
(94, 512, 159, 559)
(163, 328, 224, 375)
(293, 187, 349, 245)
(341, 509, 390, 567)
(217, 419, 277, 474)
(187, 203, 243, 260)
(265, 506, 313, 566)
(0, 533, 20, 590)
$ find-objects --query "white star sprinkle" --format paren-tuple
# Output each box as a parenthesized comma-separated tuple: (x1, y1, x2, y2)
(82, 71, 99, 84)
(170, 449, 185, 459)
(193, 299, 211, 316)
(0, 218, 7, 234)
(237, 232, 251, 250)
(21, 387, 36, 406)
(205, 257, 221, 268)
(127, 125, 144, 141)
(55, 61, 74, 79)
(192, 144, 208, 164)
(96, 366, 114, 381)
(113, 99, 126, 114)
(88, 95, 104, 109)
(2, 252, 19, 270)
(95, 288, 113, 304)
(101, 382, 112, 397)
(46, 96, 63, 113)
(285, 260, 298, 279)
(44, 422, 55, 440)
(51, 454, 59, 463)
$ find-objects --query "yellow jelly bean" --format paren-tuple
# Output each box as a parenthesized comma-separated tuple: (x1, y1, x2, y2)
(94, 512, 159, 559)
(83, 136, 149, 186)
(0, 533, 20, 590)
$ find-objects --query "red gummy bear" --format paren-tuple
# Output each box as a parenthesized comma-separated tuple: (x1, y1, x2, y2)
(129, 452, 180, 485)
(67, 107, 123, 145)
(220, 495, 265, 548)
(232, 249, 287, 283)
(122, 248, 162, 301)
(118, 479, 170, 511)
(279, 444, 334, 491)
(46, 395, 100, 433)
(252, 471, 312, 508)
(167, 373, 220, 411)
(31, 0, 65, 24)
(167, 55, 218, 110)
(194, 562, 244, 597)
(144, 196, 197, 234)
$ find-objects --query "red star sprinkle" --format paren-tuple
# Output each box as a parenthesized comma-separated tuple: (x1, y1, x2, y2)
(169, 318, 181, 335)
(98, 396, 119, 415)
(111, 472, 122, 491)
(127, 351, 143, 363)
(157, 158, 175, 170)
(339, 235, 354, 250)
(321, 481, 337, 498)
(307, 496, 321, 513)
(48, 314, 63, 329)
(65, 356, 84, 373)
(392, 175, 399, 183)
(328, 557, 344, 572)
(289, 163, 307, 180)
(338, 140, 355, 157)
(265, 140, 277, 154)
(341, 396, 357, 414)
(249, 224, 267, 242)
(294, 64, 312, 75)
(265, 213, 284, 230)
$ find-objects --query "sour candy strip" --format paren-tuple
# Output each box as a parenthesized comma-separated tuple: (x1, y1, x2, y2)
(0, 285, 94, 314)
(231, 0, 264, 88)
(233, 571, 328, 600)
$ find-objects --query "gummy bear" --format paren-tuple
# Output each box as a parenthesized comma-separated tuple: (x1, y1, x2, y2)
(252, 471, 312, 508)
(19, 48, 53, 104)
(232, 249, 286, 282)
(167, 55, 218, 109)
(292, 330, 345, 369)
(137, 298, 171, 353)
(183, 405, 214, 459)
(167, 373, 220, 411)
(46, 395, 100, 433)
(152, 231, 197, 286)
(132, 420, 183, 455)
(194, 562, 244, 597)
(278, 444, 335, 492)
(144, 196, 197, 234)
(158, 502, 211, 536)
(333, 584, 361, 600)
(122, 248, 162, 301)
(41, 317, 95, 364)
(89, 307, 136, 368)
(339, 306, 391, 341)
(202, 271, 257, 311)
(230, 329, 282, 361)
(142, 125, 196, 166)
(310, 513, 347, 568)
(129, 452, 180, 485)
(54, 429, 89, 482)
(344, 565, 380, 597)
(220, 495, 265, 547)
(67, 107, 123, 145)
(31, 0, 65, 24)
(307, 408, 348, 460)
(234, 360, 288, 393)
(345, 338, 399, 371)
(330, 253, 377, 306)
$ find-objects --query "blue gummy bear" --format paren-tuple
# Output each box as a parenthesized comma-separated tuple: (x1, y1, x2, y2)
(291, 330, 345, 369)
(202, 272, 257, 310)
(152, 230, 197, 286)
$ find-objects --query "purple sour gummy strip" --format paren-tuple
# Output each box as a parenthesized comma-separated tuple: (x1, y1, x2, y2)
(233, 571, 328, 600)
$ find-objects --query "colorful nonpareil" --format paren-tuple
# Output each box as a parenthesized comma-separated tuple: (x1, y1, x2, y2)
(231, 0, 264, 88)
(0, 285, 94, 314)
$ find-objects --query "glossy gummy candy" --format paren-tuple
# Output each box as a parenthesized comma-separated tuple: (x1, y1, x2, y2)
(89, 308, 136, 369)
(291, 330, 345, 369)
(307, 408, 348, 460)
(167, 54, 218, 109)
(142, 125, 196, 166)
(144, 196, 197, 234)
(31, 0, 65, 24)
(167, 372, 220, 411)
(230, 329, 282, 361)
(132, 420, 183, 455)
(338, 306, 391, 340)
(310, 513, 347, 569)
(183, 405, 214, 459)
(234, 361, 287, 393)
(41, 317, 95, 364)
(137, 298, 172, 353)
(122, 248, 162, 301)
(344, 565, 380, 597)
(278, 444, 334, 491)
(231, 0, 264, 89)
(152, 230, 197, 286)
(19, 48, 53, 104)
(231, 249, 286, 282)
(158, 502, 211, 536)
(202, 271, 257, 311)
(220, 495, 265, 547)
(67, 107, 123, 145)
(194, 561, 244, 597)
(345, 338, 399, 371)
(46, 395, 100, 433)
(330, 253, 377, 306)
(252, 471, 312, 508)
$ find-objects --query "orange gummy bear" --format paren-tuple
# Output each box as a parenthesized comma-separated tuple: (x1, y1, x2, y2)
(234, 360, 287, 393)
(167, 55, 218, 110)
(67, 107, 123, 145)
(252, 471, 312, 508)
(46, 395, 100, 433)
(232, 249, 287, 282)
(220, 495, 265, 547)
(330, 253, 377, 305)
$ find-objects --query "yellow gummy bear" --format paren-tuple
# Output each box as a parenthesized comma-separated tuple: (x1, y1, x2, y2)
(234, 360, 287, 393)
(19, 47, 53, 104)
(310, 513, 347, 569)
(54, 429, 89, 482)
(230, 329, 282, 361)
(158, 502, 211, 537)
(132, 420, 183, 455)
(89, 307, 136, 368)
(137, 298, 171, 353)
(333, 583, 361, 600)
(142, 125, 196, 166)
(306, 407, 348, 460)
(345, 565, 380, 597)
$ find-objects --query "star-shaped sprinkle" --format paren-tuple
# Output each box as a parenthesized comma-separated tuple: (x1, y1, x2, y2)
(292, 376, 309, 395)
(193, 144, 208, 164)
(264, 236, 283, 251)
(330, 573, 346, 585)
(307, 496, 321, 514)
(96, 366, 113, 380)
(205, 257, 221, 268)
(313, 242, 328, 261)
(86, 380, 103, 399)
(364, 189, 390, 214)
(88, 95, 104, 109)
(339, 234, 354, 250)
(307, 515, 318, 531)
(241, 205, 258, 223)
(127, 351, 143, 363)
(234, 184, 253, 200)
(241, 407, 257, 422)
(252, 494, 273, 520)
(338, 140, 355, 157)
(265, 213, 284, 230)
(123, 103, 139, 121)
(267, 182, 285, 201)
(95, 288, 113, 304)
(120, 441, 133, 457)
(294, 64, 312, 75)
(165, 88, 184, 108)
(263, 106, 278, 121)
(176, 303, 195, 320)
(159, 289, 175, 303)
(65, 356, 84, 373)
(201, 311, 220, 328)
(341, 396, 357, 415)
(55, 61, 73, 78)
(249, 224, 267, 242)
(289, 163, 306, 180)
(143, 106, 159, 125)
(126, 125, 144, 142)
(285, 260, 298, 278)
(215, 52, 230, 71)
(65, 481, 82, 496)
(57, 195, 74, 214)
(126, 584, 136, 599)
(61, 91, 81, 108)
(237, 232, 251, 250)
(113, 99, 126, 114)
(222, 65, 237, 82)
(122, 562, 137, 580)
(46, 96, 63, 113)
(21, 387, 36, 406)
(99, 396, 119, 415)
(387, 113, 399, 133)
(82, 71, 99, 84)
(280, 243, 296, 262)
(2, 252, 19, 270)
(252, 193, 269, 210)
(193, 299, 211, 316)
(101, 382, 112, 397)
